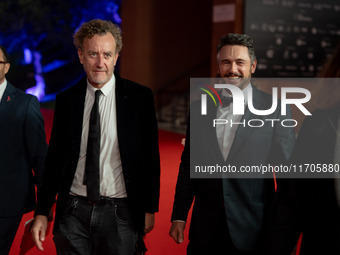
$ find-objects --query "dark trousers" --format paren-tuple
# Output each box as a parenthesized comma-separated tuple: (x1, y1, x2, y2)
(187, 207, 261, 255)
(53, 195, 138, 255)
(0, 215, 22, 255)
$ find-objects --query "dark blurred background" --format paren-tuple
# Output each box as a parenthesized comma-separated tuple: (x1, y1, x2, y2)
(1, 0, 339, 132)
(0, 0, 122, 101)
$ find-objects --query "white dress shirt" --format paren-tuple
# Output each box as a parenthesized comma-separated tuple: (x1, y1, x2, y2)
(0, 79, 7, 102)
(70, 74, 127, 198)
(216, 84, 252, 160)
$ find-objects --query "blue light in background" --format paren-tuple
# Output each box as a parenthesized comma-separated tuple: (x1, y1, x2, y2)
(42, 60, 72, 73)
(0, 0, 122, 102)
(23, 48, 32, 64)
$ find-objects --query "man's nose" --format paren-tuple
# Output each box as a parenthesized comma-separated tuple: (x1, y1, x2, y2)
(229, 62, 237, 73)
(96, 56, 104, 67)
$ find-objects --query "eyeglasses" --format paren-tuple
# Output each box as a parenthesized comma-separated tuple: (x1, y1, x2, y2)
(0, 61, 8, 64)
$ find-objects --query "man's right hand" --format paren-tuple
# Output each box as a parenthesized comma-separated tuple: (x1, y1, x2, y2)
(169, 221, 186, 244)
(31, 215, 48, 251)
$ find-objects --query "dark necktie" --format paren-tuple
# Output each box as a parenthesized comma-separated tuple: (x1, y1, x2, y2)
(84, 89, 102, 202)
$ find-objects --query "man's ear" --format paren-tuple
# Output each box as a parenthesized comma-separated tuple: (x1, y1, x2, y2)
(251, 59, 257, 74)
(4, 62, 10, 75)
(78, 49, 84, 64)
(113, 53, 119, 66)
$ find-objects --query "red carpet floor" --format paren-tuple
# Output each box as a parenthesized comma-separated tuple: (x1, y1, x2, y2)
(9, 108, 190, 255)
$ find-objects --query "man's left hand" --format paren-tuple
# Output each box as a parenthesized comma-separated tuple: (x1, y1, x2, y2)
(144, 213, 155, 234)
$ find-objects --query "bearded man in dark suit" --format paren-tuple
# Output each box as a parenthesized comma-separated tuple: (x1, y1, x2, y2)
(169, 34, 295, 255)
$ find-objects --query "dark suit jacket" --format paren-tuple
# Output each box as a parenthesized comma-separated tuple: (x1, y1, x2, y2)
(35, 74, 160, 232)
(171, 86, 295, 252)
(0, 82, 47, 217)
(265, 108, 340, 255)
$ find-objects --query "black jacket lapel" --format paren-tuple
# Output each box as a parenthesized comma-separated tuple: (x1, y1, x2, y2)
(68, 78, 87, 157)
(115, 74, 129, 147)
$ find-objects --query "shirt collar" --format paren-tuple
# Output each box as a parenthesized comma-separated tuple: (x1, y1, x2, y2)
(0, 79, 8, 101)
(221, 82, 252, 105)
(0, 78, 7, 88)
(242, 83, 252, 105)
(86, 74, 115, 97)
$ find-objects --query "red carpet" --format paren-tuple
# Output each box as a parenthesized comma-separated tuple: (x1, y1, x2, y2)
(9, 108, 190, 255)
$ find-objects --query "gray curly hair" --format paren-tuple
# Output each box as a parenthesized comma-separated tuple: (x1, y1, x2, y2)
(73, 19, 123, 54)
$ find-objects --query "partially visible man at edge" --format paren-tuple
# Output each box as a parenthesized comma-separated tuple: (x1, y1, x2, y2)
(31, 19, 160, 255)
(0, 44, 47, 255)
(264, 42, 340, 255)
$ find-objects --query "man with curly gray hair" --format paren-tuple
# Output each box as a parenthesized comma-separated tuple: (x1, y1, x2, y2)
(31, 19, 160, 255)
